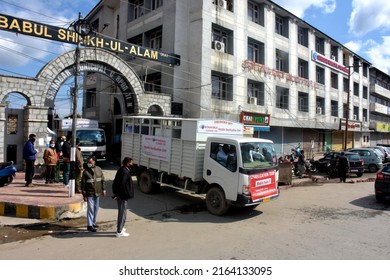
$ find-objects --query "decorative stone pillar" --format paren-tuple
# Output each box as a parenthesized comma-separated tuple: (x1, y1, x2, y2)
(23, 106, 49, 168)
(0, 103, 6, 162)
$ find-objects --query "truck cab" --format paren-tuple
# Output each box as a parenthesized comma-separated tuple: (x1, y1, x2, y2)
(204, 137, 279, 215)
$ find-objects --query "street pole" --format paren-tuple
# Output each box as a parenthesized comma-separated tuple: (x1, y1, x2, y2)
(343, 66, 351, 151)
(68, 12, 82, 197)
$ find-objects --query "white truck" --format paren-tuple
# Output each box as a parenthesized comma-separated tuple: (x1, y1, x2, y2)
(122, 116, 279, 215)
(56, 118, 106, 161)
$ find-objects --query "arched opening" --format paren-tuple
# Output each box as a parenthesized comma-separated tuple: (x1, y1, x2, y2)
(147, 105, 164, 116)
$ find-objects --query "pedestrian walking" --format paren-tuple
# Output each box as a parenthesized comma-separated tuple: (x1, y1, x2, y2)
(338, 151, 349, 183)
(81, 156, 106, 232)
(75, 138, 84, 193)
(43, 139, 57, 184)
(23, 133, 37, 187)
(112, 157, 134, 237)
(61, 135, 71, 187)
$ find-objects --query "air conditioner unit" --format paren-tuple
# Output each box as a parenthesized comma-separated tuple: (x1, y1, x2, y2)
(353, 114, 357, 120)
(316, 107, 322, 114)
(331, 55, 336, 60)
(216, 0, 228, 10)
(213, 40, 225, 53)
(249, 97, 257, 105)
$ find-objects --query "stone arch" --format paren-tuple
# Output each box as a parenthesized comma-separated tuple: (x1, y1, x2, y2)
(37, 47, 146, 114)
(0, 47, 172, 163)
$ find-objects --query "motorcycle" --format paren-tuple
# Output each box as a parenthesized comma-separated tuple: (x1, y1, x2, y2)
(0, 161, 17, 187)
(292, 157, 317, 177)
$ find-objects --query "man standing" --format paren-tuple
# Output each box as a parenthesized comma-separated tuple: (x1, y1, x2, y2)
(81, 156, 106, 232)
(43, 139, 57, 184)
(112, 157, 134, 238)
(338, 151, 349, 183)
(23, 133, 37, 187)
(61, 135, 71, 187)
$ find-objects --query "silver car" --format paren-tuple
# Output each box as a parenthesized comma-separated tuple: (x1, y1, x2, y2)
(347, 148, 384, 173)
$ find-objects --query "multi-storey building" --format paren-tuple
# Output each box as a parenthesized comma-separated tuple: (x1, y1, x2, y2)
(85, 0, 377, 156)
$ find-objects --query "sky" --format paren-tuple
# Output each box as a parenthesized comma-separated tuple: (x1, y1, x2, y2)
(1, 0, 390, 112)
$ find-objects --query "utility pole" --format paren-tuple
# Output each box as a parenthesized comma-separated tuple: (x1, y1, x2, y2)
(343, 66, 351, 151)
(68, 13, 91, 197)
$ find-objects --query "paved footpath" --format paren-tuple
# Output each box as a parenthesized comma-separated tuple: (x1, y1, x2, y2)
(0, 172, 84, 220)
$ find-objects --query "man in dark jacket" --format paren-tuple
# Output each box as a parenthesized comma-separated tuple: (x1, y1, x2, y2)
(61, 135, 71, 187)
(338, 151, 349, 183)
(112, 157, 134, 237)
(81, 156, 106, 232)
(23, 133, 37, 187)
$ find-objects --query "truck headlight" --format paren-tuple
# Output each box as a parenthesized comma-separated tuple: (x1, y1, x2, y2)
(242, 185, 250, 195)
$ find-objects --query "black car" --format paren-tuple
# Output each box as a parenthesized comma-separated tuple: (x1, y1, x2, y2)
(315, 151, 364, 177)
(375, 164, 390, 202)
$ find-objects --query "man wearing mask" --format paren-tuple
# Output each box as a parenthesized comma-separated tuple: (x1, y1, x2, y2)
(61, 135, 71, 187)
(23, 133, 37, 187)
(81, 156, 106, 232)
(43, 139, 58, 184)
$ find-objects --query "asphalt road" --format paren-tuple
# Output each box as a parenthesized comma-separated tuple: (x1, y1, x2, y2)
(0, 166, 389, 260)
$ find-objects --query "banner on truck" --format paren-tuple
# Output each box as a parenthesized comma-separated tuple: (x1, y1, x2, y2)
(197, 120, 243, 135)
(141, 135, 171, 161)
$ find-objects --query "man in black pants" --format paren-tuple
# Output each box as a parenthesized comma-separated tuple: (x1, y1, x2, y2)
(23, 133, 37, 187)
(112, 157, 134, 237)
(338, 152, 349, 183)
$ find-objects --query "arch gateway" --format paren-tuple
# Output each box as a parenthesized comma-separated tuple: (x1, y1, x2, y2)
(0, 47, 172, 168)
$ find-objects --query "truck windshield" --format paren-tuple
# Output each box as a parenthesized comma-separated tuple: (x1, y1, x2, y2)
(76, 130, 106, 147)
(240, 142, 277, 168)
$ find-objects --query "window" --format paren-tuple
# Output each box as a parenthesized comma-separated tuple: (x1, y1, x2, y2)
(331, 72, 338, 89)
(363, 85, 368, 99)
(297, 26, 308, 47)
(143, 72, 161, 92)
(298, 92, 309, 112)
(315, 36, 325, 55)
(316, 66, 325, 85)
(343, 103, 348, 119)
(275, 14, 288, 38)
(331, 45, 338, 61)
(331, 100, 338, 117)
(130, 0, 145, 20)
(343, 77, 349, 93)
(151, 0, 163, 10)
(316, 97, 325, 115)
(298, 58, 308, 79)
(148, 28, 162, 50)
(212, 24, 233, 54)
(248, 1, 264, 25)
(363, 109, 368, 121)
(91, 18, 99, 33)
(276, 49, 289, 72)
(210, 142, 237, 172)
(7, 114, 17, 134)
(248, 38, 264, 64)
(353, 106, 359, 120)
(248, 80, 265, 105)
(276, 86, 289, 109)
(86, 88, 97, 108)
(353, 82, 359, 96)
(212, 72, 233, 101)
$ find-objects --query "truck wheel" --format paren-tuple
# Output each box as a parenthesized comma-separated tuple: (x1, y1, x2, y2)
(206, 187, 229, 216)
(138, 171, 155, 194)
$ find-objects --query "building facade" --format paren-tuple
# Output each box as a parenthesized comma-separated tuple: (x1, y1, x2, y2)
(85, 0, 384, 156)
